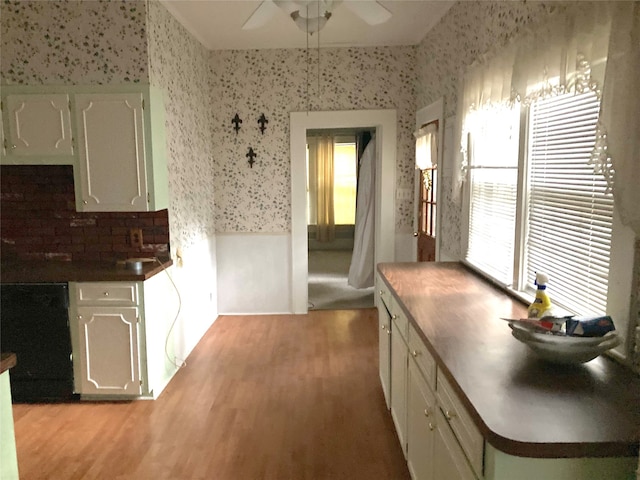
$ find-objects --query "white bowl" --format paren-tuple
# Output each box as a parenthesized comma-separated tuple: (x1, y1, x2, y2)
(509, 322, 621, 364)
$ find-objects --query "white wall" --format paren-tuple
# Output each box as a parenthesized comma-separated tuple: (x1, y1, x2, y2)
(216, 233, 291, 314)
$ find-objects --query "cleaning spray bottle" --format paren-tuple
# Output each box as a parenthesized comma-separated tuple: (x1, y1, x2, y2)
(527, 272, 553, 319)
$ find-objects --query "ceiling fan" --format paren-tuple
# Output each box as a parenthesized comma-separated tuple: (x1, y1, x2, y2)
(242, 0, 392, 34)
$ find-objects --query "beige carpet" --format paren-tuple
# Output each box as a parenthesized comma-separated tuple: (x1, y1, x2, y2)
(308, 250, 375, 310)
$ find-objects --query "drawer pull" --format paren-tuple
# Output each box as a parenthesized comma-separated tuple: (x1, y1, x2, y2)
(444, 410, 457, 421)
(428, 422, 435, 431)
(411, 350, 420, 358)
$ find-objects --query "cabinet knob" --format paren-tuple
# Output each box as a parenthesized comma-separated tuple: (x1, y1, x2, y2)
(103, 292, 109, 296)
(413, 232, 418, 237)
(379, 290, 383, 295)
(392, 314, 397, 320)
(83, 200, 88, 205)
(10, 144, 17, 149)
(423, 408, 430, 417)
(77, 315, 82, 319)
(381, 325, 386, 331)
(411, 350, 420, 357)
(428, 422, 435, 431)
(444, 410, 456, 421)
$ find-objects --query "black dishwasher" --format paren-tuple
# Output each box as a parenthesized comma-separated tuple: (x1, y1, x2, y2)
(1, 283, 76, 402)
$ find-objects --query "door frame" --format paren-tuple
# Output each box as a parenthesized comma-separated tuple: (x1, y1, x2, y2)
(414, 99, 444, 261)
(290, 110, 397, 313)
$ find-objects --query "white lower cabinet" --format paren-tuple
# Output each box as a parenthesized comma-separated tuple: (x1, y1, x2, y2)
(69, 273, 178, 399)
(407, 358, 436, 480)
(378, 297, 392, 409)
(76, 305, 142, 396)
(433, 407, 478, 480)
(391, 314, 409, 457)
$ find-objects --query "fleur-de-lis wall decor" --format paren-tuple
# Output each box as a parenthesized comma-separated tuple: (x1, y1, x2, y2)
(258, 113, 268, 134)
(232, 113, 242, 134)
(246, 147, 257, 168)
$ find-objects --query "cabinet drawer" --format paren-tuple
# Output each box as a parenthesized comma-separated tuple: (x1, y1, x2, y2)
(437, 373, 484, 477)
(391, 300, 409, 343)
(408, 323, 436, 391)
(75, 282, 139, 306)
(377, 274, 393, 312)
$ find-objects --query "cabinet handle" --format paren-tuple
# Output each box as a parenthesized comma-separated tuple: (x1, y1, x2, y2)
(411, 350, 420, 357)
(444, 410, 456, 421)
(428, 422, 435, 431)
(10, 144, 17, 149)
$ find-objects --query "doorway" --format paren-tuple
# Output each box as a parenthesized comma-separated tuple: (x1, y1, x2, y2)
(306, 130, 375, 310)
(290, 110, 397, 314)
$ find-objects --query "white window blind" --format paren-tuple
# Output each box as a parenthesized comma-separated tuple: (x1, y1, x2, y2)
(525, 91, 612, 315)
(466, 105, 520, 285)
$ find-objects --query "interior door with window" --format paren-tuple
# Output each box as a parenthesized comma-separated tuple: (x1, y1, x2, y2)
(417, 167, 437, 262)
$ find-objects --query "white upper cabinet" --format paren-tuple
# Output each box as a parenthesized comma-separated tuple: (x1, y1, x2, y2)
(2, 93, 74, 162)
(74, 93, 149, 212)
(0, 86, 169, 212)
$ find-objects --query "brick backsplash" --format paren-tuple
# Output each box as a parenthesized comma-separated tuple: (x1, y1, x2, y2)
(0, 165, 169, 262)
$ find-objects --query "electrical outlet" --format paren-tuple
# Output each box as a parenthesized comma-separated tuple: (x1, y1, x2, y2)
(130, 228, 143, 247)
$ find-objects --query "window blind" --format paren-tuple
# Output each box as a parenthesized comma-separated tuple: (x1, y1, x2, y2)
(465, 106, 520, 285)
(526, 91, 612, 315)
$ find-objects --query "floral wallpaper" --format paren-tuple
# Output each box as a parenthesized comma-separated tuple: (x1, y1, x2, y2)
(415, 1, 560, 260)
(0, 0, 148, 85)
(210, 46, 416, 233)
(146, 0, 215, 251)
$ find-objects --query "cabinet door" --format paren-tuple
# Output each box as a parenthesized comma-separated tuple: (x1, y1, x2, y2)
(74, 93, 149, 212)
(407, 359, 436, 480)
(4, 94, 74, 158)
(391, 322, 408, 457)
(76, 306, 142, 396)
(433, 409, 478, 480)
(378, 300, 391, 409)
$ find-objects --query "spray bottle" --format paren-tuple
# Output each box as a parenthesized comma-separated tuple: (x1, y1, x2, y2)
(527, 272, 553, 319)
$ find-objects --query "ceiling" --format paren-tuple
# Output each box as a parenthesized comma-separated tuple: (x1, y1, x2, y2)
(159, 1, 454, 51)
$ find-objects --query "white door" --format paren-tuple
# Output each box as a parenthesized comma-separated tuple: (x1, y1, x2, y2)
(76, 306, 142, 396)
(75, 93, 148, 211)
(5, 94, 74, 156)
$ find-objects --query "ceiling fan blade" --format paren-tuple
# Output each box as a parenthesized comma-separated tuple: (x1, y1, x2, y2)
(273, 0, 300, 15)
(242, 0, 280, 30)
(343, 1, 392, 25)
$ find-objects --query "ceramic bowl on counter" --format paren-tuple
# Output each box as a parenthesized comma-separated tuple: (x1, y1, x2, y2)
(509, 322, 621, 364)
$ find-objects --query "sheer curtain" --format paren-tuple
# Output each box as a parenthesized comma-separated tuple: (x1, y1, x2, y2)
(453, 2, 639, 234)
(315, 135, 335, 242)
(348, 138, 376, 288)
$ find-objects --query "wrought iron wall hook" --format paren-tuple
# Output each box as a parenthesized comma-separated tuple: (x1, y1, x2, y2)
(246, 147, 257, 168)
(232, 114, 242, 134)
(258, 113, 268, 134)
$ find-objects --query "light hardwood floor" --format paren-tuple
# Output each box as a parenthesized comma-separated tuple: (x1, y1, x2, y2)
(12, 309, 409, 480)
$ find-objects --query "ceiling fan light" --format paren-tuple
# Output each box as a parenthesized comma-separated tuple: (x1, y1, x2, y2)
(291, 10, 331, 34)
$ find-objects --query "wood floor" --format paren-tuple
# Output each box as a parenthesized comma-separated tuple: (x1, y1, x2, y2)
(11, 309, 409, 480)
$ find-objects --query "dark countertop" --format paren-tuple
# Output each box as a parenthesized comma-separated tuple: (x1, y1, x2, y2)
(1, 257, 173, 283)
(1, 353, 17, 375)
(378, 261, 640, 459)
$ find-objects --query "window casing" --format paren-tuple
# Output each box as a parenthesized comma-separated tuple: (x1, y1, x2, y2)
(462, 91, 634, 356)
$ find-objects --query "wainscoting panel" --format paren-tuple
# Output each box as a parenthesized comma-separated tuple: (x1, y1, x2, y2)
(216, 233, 291, 314)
